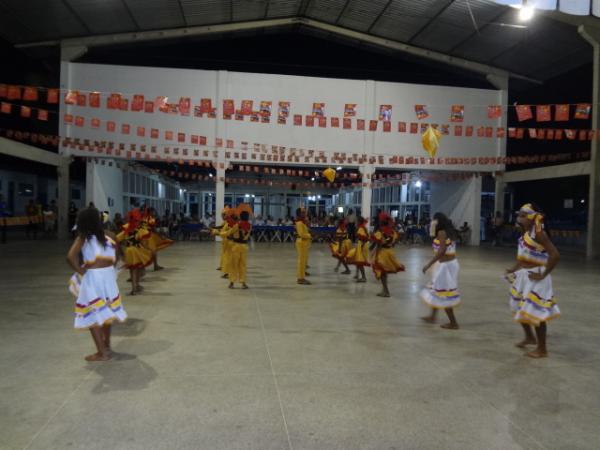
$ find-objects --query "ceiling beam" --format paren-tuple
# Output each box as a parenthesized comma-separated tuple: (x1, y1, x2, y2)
(298, 0, 311, 16)
(176, 0, 188, 27)
(120, 0, 140, 31)
(407, 0, 455, 44)
(0, 137, 64, 167)
(366, 0, 393, 34)
(447, 8, 508, 54)
(14, 16, 541, 83)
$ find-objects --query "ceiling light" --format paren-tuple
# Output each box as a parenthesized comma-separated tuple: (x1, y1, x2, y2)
(518, 2, 534, 21)
(415, 180, 422, 188)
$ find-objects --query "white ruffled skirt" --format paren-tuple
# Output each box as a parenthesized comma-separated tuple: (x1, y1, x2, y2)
(72, 266, 127, 329)
(509, 266, 560, 326)
(419, 259, 461, 309)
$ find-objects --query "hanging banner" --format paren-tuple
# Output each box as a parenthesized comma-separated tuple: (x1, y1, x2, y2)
(536, 105, 551, 122)
(200, 98, 212, 114)
(414, 105, 429, 120)
(259, 101, 272, 117)
(574, 103, 591, 120)
(515, 105, 533, 122)
(450, 105, 464, 122)
(241, 100, 253, 115)
(312, 102, 325, 117)
(379, 105, 392, 121)
(293, 114, 302, 126)
(107, 93, 122, 109)
(555, 104, 570, 121)
(23, 87, 38, 102)
(223, 99, 235, 116)
(131, 94, 144, 111)
(487, 105, 502, 119)
(344, 103, 357, 117)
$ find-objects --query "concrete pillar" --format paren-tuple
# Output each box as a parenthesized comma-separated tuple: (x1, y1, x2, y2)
(215, 166, 225, 226)
(57, 157, 70, 240)
(579, 25, 600, 259)
(494, 174, 505, 218)
(360, 165, 374, 221)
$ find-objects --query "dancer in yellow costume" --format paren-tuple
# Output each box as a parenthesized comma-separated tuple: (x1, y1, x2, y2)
(116, 209, 153, 295)
(226, 208, 252, 289)
(346, 216, 370, 282)
(371, 212, 405, 297)
(141, 207, 173, 271)
(295, 207, 312, 285)
(330, 218, 352, 274)
(211, 207, 236, 279)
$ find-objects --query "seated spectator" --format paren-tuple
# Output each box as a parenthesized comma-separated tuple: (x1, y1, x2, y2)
(458, 222, 472, 245)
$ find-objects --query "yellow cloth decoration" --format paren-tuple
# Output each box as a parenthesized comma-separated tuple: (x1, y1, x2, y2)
(421, 125, 442, 158)
(323, 167, 336, 183)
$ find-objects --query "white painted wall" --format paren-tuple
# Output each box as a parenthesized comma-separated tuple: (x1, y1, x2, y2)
(60, 63, 505, 172)
(86, 160, 124, 217)
(430, 177, 482, 245)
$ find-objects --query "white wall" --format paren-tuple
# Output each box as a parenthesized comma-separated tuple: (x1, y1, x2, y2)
(60, 63, 505, 172)
(86, 160, 124, 218)
(430, 177, 482, 245)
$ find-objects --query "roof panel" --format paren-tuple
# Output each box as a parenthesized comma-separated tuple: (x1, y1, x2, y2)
(305, 0, 348, 23)
(1, 0, 88, 40)
(123, 0, 185, 29)
(267, 0, 303, 18)
(180, 0, 229, 25)
(337, 0, 390, 32)
(67, 0, 137, 34)
(232, 0, 268, 22)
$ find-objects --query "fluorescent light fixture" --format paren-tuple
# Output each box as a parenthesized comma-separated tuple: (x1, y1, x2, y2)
(415, 180, 422, 188)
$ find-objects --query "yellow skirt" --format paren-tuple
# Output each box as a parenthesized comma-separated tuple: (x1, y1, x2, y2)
(330, 239, 352, 261)
(372, 248, 405, 279)
(347, 241, 370, 267)
(145, 232, 174, 252)
(123, 245, 153, 269)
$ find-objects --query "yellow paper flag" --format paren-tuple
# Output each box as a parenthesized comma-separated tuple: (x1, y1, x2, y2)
(421, 125, 442, 158)
(323, 167, 336, 183)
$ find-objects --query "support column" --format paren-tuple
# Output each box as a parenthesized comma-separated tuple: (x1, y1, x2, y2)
(494, 174, 505, 217)
(215, 166, 226, 226)
(57, 156, 70, 240)
(579, 25, 600, 259)
(360, 165, 374, 221)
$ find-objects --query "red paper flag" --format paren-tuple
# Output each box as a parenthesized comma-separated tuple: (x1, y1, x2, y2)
(37, 109, 48, 121)
(23, 87, 38, 102)
(555, 104, 569, 121)
(223, 99, 235, 116)
(91, 118, 100, 128)
(565, 129, 576, 140)
(485, 127, 493, 138)
(496, 127, 505, 138)
(305, 115, 314, 127)
(537, 129, 546, 140)
(179, 97, 191, 116)
(64, 90, 77, 105)
(508, 128, 516, 138)
(357, 119, 365, 130)
(75, 116, 85, 127)
(546, 129, 555, 140)
(107, 121, 115, 132)
(119, 98, 129, 111)
(46, 88, 59, 104)
(579, 130, 587, 140)
(88, 92, 100, 108)
(7, 85, 21, 100)
(465, 126, 474, 137)
(200, 136, 207, 145)
(343, 118, 352, 129)
(398, 122, 406, 133)
(294, 114, 302, 126)
(121, 123, 130, 134)
(555, 129, 563, 140)
(151, 128, 159, 139)
(178, 132, 185, 143)
(410, 123, 418, 134)
(528, 128, 537, 138)
(331, 117, 340, 127)
(131, 94, 144, 111)
(241, 100, 253, 115)
(369, 120, 378, 131)
(200, 98, 212, 114)
(515, 105, 533, 122)
(383, 121, 391, 132)
(488, 105, 502, 119)
(77, 94, 86, 107)
(165, 130, 173, 141)
(20, 106, 31, 118)
(107, 93, 121, 109)
(0, 84, 6, 98)
(450, 105, 464, 122)
(319, 117, 327, 128)
(574, 103, 591, 119)
(454, 126, 463, 137)
(536, 105, 551, 122)
(137, 126, 145, 137)
(144, 101, 155, 113)
(0, 102, 11, 114)
(477, 127, 485, 137)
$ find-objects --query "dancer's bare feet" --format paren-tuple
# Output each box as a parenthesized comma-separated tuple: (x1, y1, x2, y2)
(341, 269, 351, 274)
(85, 352, 111, 362)
(440, 323, 460, 330)
(526, 349, 548, 358)
(515, 338, 537, 348)
(356, 278, 366, 283)
(228, 283, 234, 289)
(421, 316, 436, 324)
(241, 283, 249, 289)
(376, 291, 390, 298)
(297, 279, 311, 285)
(154, 265, 164, 271)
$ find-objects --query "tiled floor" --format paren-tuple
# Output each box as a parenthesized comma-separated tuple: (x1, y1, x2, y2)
(1, 240, 599, 450)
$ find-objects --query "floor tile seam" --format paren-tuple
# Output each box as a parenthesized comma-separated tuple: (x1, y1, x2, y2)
(252, 289, 294, 450)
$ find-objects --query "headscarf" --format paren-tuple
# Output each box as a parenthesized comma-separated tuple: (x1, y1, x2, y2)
(518, 203, 544, 234)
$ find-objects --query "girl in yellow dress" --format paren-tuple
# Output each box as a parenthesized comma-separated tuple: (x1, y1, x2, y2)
(211, 207, 236, 279)
(295, 207, 312, 285)
(347, 216, 370, 282)
(142, 207, 173, 271)
(371, 212, 405, 297)
(227, 209, 252, 289)
(330, 218, 352, 274)
(116, 210, 153, 295)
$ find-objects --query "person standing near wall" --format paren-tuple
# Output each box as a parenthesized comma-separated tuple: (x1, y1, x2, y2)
(493, 211, 504, 246)
(25, 200, 38, 240)
(346, 208, 357, 242)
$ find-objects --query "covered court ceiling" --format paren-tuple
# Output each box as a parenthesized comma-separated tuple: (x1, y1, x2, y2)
(0, 0, 598, 83)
